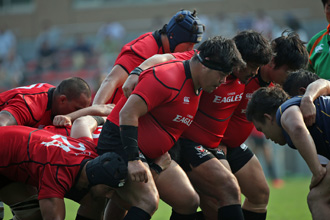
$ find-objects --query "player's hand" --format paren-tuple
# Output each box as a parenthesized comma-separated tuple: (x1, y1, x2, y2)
(122, 74, 139, 98)
(154, 152, 171, 171)
(128, 160, 148, 183)
(310, 166, 326, 189)
(53, 115, 72, 126)
(300, 95, 316, 127)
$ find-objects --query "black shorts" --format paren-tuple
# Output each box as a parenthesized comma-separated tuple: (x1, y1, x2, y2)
(97, 120, 147, 163)
(179, 138, 226, 172)
(227, 143, 254, 173)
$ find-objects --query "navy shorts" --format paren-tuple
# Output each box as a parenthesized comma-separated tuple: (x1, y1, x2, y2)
(179, 138, 226, 172)
(226, 143, 254, 173)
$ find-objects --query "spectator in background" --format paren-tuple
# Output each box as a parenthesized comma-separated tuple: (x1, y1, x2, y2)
(211, 12, 236, 38)
(35, 19, 61, 54)
(307, 0, 330, 79)
(284, 13, 309, 42)
(252, 9, 274, 40)
(0, 25, 16, 64)
(35, 20, 61, 74)
(71, 34, 93, 70)
(0, 48, 25, 91)
(236, 12, 253, 31)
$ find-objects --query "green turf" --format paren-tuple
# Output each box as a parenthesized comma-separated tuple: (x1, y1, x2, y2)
(3, 177, 312, 219)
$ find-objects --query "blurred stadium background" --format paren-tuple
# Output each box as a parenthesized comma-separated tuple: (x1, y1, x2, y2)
(0, 0, 320, 218)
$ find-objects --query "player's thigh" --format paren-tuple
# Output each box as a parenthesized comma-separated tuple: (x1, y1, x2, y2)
(234, 155, 269, 201)
(155, 160, 198, 204)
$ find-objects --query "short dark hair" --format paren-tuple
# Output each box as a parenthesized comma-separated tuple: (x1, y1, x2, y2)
(55, 77, 91, 100)
(322, 0, 328, 7)
(233, 30, 273, 65)
(283, 69, 320, 97)
(194, 35, 246, 73)
(246, 86, 289, 124)
(272, 31, 309, 70)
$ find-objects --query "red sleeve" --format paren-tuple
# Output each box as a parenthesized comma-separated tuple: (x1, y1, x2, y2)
(132, 70, 172, 111)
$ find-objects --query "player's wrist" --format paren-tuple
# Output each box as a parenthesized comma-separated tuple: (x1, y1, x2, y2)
(129, 67, 143, 76)
(120, 125, 140, 161)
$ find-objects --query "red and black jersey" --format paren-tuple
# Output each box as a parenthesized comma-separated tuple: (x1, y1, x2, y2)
(0, 83, 55, 128)
(108, 31, 164, 104)
(0, 126, 97, 200)
(222, 74, 273, 148)
(181, 75, 245, 148)
(43, 125, 102, 146)
(108, 60, 201, 159)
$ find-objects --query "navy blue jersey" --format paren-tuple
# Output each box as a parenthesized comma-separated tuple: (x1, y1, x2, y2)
(276, 96, 330, 160)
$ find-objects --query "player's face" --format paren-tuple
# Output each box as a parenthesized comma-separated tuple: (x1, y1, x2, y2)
(57, 93, 91, 116)
(268, 65, 290, 86)
(173, 42, 195, 53)
(253, 117, 287, 145)
(325, 1, 330, 24)
(233, 63, 260, 84)
(90, 184, 114, 199)
(201, 68, 227, 93)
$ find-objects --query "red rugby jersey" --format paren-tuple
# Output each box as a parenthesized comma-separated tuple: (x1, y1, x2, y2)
(0, 126, 97, 200)
(108, 31, 164, 104)
(0, 83, 55, 128)
(221, 74, 272, 148)
(181, 75, 245, 148)
(108, 60, 201, 159)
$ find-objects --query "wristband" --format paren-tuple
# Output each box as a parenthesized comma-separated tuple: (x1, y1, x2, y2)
(150, 163, 163, 174)
(130, 67, 143, 76)
(120, 125, 140, 161)
(91, 116, 105, 126)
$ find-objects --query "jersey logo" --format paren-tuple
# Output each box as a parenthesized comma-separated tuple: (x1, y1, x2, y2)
(194, 145, 211, 158)
(213, 93, 243, 103)
(314, 44, 324, 54)
(183, 96, 190, 104)
(41, 135, 86, 152)
(172, 114, 193, 126)
(240, 143, 248, 151)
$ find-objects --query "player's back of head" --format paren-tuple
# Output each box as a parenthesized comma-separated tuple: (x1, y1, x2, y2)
(55, 77, 91, 101)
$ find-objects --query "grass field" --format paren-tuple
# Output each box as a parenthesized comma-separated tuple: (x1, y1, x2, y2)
(3, 177, 312, 219)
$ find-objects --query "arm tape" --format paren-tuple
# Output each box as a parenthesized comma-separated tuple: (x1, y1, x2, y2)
(91, 116, 105, 126)
(129, 67, 143, 76)
(120, 125, 140, 161)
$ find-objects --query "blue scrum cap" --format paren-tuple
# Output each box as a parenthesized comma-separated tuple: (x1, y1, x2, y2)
(166, 9, 204, 52)
(86, 152, 127, 188)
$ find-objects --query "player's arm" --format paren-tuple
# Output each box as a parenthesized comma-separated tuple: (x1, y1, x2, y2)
(53, 104, 113, 126)
(70, 115, 105, 139)
(281, 106, 326, 188)
(300, 79, 330, 126)
(39, 197, 65, 220)
(93, 65, 128, 105)
(119, 94, 149, 183)
(122, 54, 175, 98)
(0, 110, 18, 126)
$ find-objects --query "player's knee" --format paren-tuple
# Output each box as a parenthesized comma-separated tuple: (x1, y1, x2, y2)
(173, 191, 200, 212)
(139, 192, 159, 214)
(251, 183, 270, 205)
(307, 188, 319, 209)
(218, 174, 241, 199)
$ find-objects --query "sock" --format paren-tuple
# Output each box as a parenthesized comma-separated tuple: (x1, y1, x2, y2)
(196, 210, 205, 220)
(75, 214, 93, 220)
(243, 209, 267, 220)
(170, 209, 196, 220)
(124, 206, 151, 220)
(218, 204, 244, 220)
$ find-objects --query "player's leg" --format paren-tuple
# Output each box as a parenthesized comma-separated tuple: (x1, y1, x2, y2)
(155, 159, 199, 220)
(307, 162, 330, 220)
(227, 145, 269, 220)
(179, 139, 244, 220)
(0, 181, 42, 220)
(103, 193, 129, 220)
(115, 161, 159, 220)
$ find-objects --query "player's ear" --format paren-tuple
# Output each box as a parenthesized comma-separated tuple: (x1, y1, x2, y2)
(59, 94, 67, 103)
(298, 87, 306, 95)
(264, 113, 273, 122)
